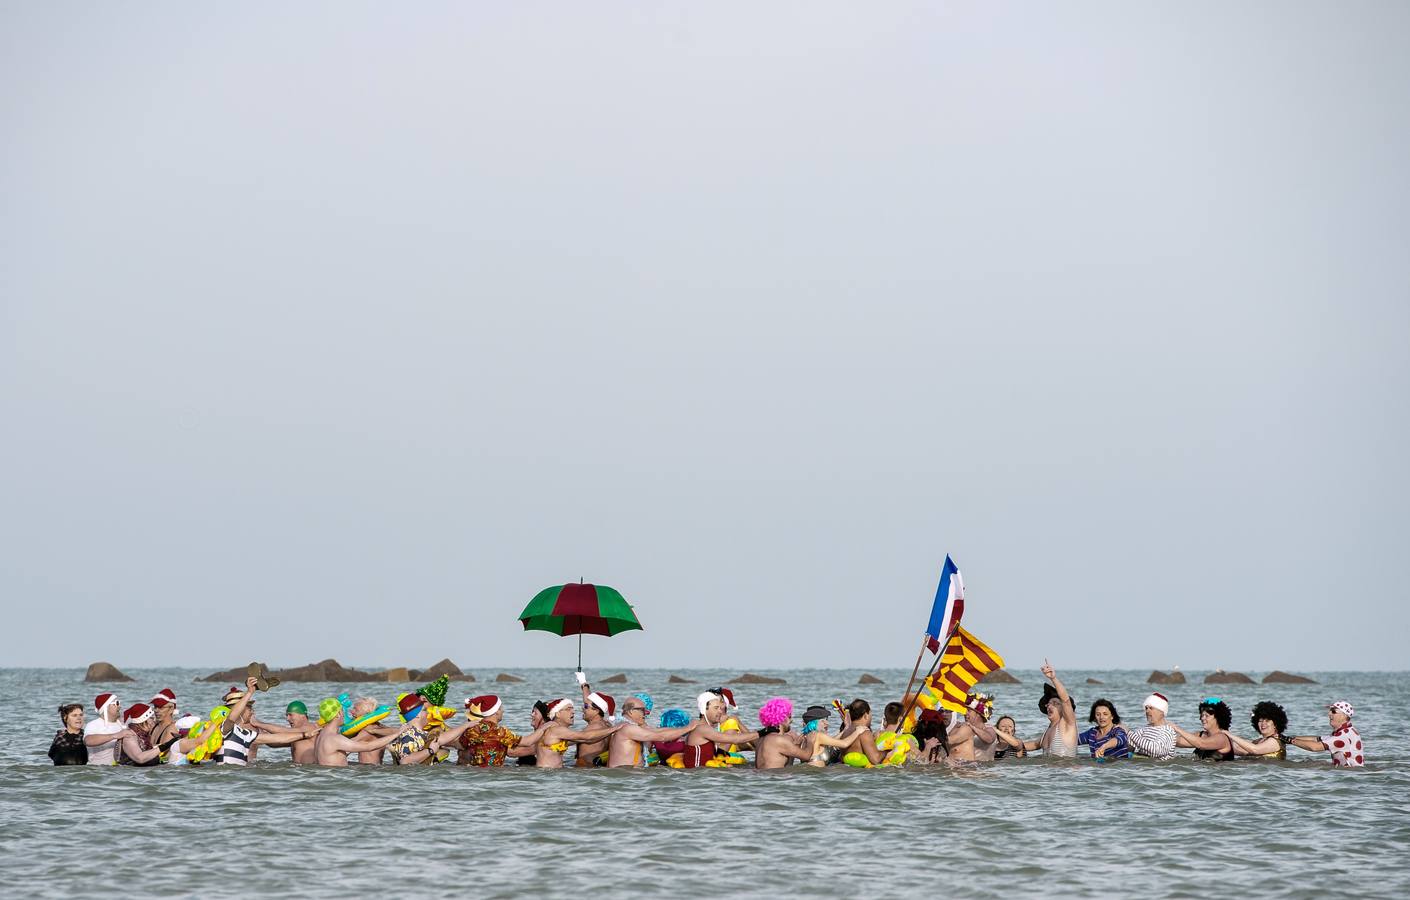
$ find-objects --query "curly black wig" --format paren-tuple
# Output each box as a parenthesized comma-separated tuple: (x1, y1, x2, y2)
(1197, 698, 1233, 730)
(1250, 700, 1289, 735)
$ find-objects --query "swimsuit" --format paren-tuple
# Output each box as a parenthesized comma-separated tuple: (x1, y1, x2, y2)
(1193, 730, 1236, 761)
(48, 731, 87, 766)
(1044, 725, 1077, 758)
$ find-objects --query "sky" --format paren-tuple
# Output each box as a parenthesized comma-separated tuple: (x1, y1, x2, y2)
(2, 2, 1407, 673)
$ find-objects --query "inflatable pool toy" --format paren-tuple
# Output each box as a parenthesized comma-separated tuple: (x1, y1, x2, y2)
(715, 716, 749, 765)
(876, 730, 919, 766)
(425, 706, 457, 731)
(341, 706, 393, 737)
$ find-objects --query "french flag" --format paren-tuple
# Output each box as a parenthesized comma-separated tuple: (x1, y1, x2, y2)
(925, 555, 965, 653)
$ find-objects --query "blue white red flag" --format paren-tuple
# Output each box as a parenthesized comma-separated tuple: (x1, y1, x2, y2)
(924, 555, 965, 654)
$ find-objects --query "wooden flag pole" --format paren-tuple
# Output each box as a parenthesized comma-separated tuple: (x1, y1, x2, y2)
(899, 634, 931, 713)
(896, 643, 949, 733)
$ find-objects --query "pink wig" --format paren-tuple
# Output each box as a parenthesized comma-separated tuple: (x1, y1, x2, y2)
(758, 697, 792, 728)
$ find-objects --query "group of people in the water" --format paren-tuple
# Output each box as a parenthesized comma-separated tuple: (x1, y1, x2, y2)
(48, 662, 1365, 770)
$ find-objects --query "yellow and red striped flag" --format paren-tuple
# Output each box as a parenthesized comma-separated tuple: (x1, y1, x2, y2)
(926, 626, 1006, 714)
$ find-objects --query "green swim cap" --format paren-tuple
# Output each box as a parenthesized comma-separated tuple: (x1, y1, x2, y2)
(286, 700, 308, 716)
(317, 697, 342, 725)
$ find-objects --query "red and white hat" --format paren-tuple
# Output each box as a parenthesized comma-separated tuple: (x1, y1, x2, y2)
(696, 688, 737, 716)
(1143, 693, 1170, 714)
(546, 697, 574, 719)
(151, 688, 177, 708)
(587, 692, 615, 718)
(123, 703, 154, 726)
(94, 693, 119, 713)
(465, 695, 502, 718)
(1329, 700, 1355, 718)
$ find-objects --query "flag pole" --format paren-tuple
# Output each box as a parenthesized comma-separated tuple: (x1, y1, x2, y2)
(899, 634, 930, 713)
(896, 643, 948, 733)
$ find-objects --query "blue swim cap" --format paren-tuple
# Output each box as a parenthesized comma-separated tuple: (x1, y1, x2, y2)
(633, 693, 654, 714)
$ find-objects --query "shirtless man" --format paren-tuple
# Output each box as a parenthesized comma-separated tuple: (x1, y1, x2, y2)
(535, 699, 620, 768)
(679, 690, 762, 768)
(606, 696, 693, 768)
(754, 702, 818, 770)
(314, 697, 400, 767)
(575, 690, 616, 767)
(254, 701, 318, 764)
(345, 697, 399, 765)
(945, 693, 1001, 762)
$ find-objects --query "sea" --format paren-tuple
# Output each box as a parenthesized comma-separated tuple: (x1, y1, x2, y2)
(2, 667, 1405, 899)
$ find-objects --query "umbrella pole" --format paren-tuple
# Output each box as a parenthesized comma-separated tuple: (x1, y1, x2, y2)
(578, 632, 582, 672)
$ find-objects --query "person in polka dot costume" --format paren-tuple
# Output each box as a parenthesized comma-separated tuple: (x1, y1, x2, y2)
(1289, 700, 1363, 767)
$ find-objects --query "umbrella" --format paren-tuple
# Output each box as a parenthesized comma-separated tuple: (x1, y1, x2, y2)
(518, 581, 643, 670)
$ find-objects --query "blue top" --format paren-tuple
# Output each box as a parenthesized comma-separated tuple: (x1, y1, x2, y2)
(1078, 725, 1131, 759)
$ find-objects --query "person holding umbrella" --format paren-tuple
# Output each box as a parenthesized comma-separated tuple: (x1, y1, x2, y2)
(534, 699, 621, 768)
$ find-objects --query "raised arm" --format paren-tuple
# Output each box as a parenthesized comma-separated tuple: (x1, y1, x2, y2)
(1041, 660, 1075, 726)
(222, 677, 259, 735)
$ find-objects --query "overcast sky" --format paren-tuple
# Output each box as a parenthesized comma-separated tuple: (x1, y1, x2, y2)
(3, 2, 1407, 673)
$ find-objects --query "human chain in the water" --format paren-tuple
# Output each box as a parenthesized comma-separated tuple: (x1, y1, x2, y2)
(48, 664, 1365, 770)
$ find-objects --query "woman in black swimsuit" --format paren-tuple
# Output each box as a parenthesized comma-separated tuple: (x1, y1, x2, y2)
(1171, 698, 1237, 760)
(48, 704, 88, 766)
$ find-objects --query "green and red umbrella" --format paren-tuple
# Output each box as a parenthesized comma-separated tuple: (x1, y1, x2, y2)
(518, 581, 643, 669)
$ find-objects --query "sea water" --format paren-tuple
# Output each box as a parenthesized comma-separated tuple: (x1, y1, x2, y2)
(2, 668, 1406, 898)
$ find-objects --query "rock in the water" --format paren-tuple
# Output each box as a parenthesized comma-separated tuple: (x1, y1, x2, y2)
(1085, 678, 1104, 685)
(858, 673, 884, 685)
(381, 667, 411, 682)
(600, 673, 628, 684)
(495, 673, 525, 683)
(728, 672, 787, 685)
(199, 659, 381, 683)
(1262, 670, 1317, 684)
(419, 659, 471, 680)
(1147, 670, 1187, 685)
(980, 669, 1021, 684)
(84, 662, 134, 683)
(1204, 669, 1255, 684)
(667, 674, 696, 684)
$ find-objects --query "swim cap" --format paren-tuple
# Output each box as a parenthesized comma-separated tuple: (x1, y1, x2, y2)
(1329, 700, 1355, 718)
(633, 692, 653, 714)
(317, 698, 342, 726)
(286, 701, 308, 716)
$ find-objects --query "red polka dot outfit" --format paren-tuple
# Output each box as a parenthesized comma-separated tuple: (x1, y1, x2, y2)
(1320, 723, 1364, 768)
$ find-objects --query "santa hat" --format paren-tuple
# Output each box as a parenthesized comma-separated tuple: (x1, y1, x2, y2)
(94, 693, 119, 713)
(398, 693, 426, 721)
(696, 688, 737, 716)
(546, 697, 574, 719)
(464, 695, 502, 718)
(587, 692, 615, 718)
(1143, 693, 1170, 714)
(151, 688, 177, 708)
(123, 703, 154, 726)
